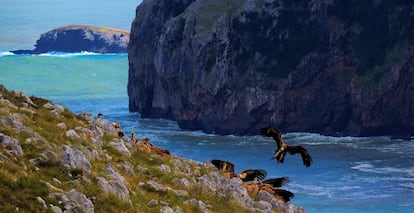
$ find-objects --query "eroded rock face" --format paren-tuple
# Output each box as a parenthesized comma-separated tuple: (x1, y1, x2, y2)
(12, 25, 129, 54)
(128, 0, 414, 138)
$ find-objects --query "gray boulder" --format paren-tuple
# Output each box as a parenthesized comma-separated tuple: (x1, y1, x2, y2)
(61, 145, 91, 176)
(64, 189, 94, 213)
(96, 164, 130, 202)
(108, 141, 131, 157)
(0, 133, 24, 156)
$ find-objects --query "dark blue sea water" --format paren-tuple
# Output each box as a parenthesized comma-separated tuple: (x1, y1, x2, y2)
(1, 1, 413, 212)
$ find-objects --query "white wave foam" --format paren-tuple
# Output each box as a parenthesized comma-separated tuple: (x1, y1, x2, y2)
(351, 163, 375, 172)
(400, 182, 414, 189)
(351, 162, 414, 177)
(0, 51, 14, 57)
(38, 51, 99, 57)
(282, 132, 384, 146)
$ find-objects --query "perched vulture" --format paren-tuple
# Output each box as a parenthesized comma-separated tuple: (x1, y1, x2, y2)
(112, 122, 125, 137)
(260, 127, 312, 167)
(243, 177, 294, 203)
(131, 133, 170, 157)
(210, 159, 267, 182)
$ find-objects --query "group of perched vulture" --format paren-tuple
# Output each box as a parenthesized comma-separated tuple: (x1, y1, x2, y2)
(211, 127, 313, 203)
(110, 116, 312, 204)
(111, 120, 171, 157)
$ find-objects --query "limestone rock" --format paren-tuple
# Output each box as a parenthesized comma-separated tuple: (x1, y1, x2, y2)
(44, 102, 64, 115)
(198, 172, 253, 209)
(160, 206, 175, 213)
(65, 129, 82, 141)
(143, 180, 168, 194)
(50, 205, 63, 213)
(0, 133, 24, 156)
(183, 199, 210, 213)
(57, 122, 67, 130)
(78, 112, 94, 124)
(172, 177, 191, 189)
(108, 141, 131, 157)
(61, 145, 91, 175)
(159, 164, 171, 172)
(36, 196, 47, 208)
(64, 189, 94, 213)
(0, 115, 33, 134)
(96, 164, 130, 202)
(42, 150, 60, 162)
(171, 189, 189, 197)
(147, 199, 159, 207)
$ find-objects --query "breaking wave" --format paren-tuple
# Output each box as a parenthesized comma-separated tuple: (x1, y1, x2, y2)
(0, 51, 14, 57)
(0, 51, 126, 58)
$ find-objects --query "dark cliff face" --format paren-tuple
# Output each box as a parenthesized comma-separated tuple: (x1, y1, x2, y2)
(128, 0, 414, 138)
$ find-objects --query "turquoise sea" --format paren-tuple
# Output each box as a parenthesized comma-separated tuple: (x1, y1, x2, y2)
(1, 1, 413, 212)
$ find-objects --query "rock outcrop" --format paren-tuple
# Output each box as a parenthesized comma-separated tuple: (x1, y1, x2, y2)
(0, 85, 304, 212)
(12, 25, 129, 54)
(128, 0, 414, 138)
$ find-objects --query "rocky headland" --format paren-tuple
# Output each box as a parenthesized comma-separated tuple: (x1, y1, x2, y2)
(0, 85, 304, 212)
(12, 25, 129, 54)
(128, 0, 414, 138)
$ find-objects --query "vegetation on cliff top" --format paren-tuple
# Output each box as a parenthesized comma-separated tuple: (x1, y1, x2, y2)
(53, 25, 130, 35)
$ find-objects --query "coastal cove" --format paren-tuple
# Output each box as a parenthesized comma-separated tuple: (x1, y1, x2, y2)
(1, 0, 413, 212)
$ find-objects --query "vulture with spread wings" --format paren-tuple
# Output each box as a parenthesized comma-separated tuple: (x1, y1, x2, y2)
(210, 159, 267, 182)
(260, 127, 312, 167)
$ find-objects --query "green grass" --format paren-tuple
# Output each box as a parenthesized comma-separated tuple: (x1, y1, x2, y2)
(55, 25, 130, 34)
(178, 0, 243, 32)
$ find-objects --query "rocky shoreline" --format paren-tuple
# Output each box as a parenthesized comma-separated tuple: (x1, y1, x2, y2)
(0, 85, 305, 212)
(11, 25, 129, 54)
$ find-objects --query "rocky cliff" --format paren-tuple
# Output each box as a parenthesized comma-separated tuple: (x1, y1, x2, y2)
(12, 25, 129, 54)
(0, 85, 304, 212)
(128, 0, 414, 138)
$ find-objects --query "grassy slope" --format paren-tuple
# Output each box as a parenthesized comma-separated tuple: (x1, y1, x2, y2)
(0, 86, 248, 212)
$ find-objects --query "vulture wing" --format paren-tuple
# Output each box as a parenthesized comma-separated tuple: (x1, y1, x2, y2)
(260, 127, 283, 149)
(210, 159, 235, 173)
(286, 145, 312, 167)
(261, 177, 290, 188)
(210, 159, 224, 170)
(273, 188, 294, 203)
(238, 169, 267, 182)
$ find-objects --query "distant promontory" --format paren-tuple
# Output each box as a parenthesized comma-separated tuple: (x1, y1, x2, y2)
(12, 25, 129, 54)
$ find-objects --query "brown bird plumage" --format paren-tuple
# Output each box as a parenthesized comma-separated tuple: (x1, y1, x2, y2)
(112, 122, 125, 137)
(260, 127, 312, 167)
(131, 132, 170, 157)
(210, 159, 267, 182)
(243, 177, 294, 203)
(261, 177, 290, 188)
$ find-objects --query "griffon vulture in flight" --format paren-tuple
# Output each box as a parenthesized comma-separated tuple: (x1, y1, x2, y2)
(260, 127, 312, 167)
